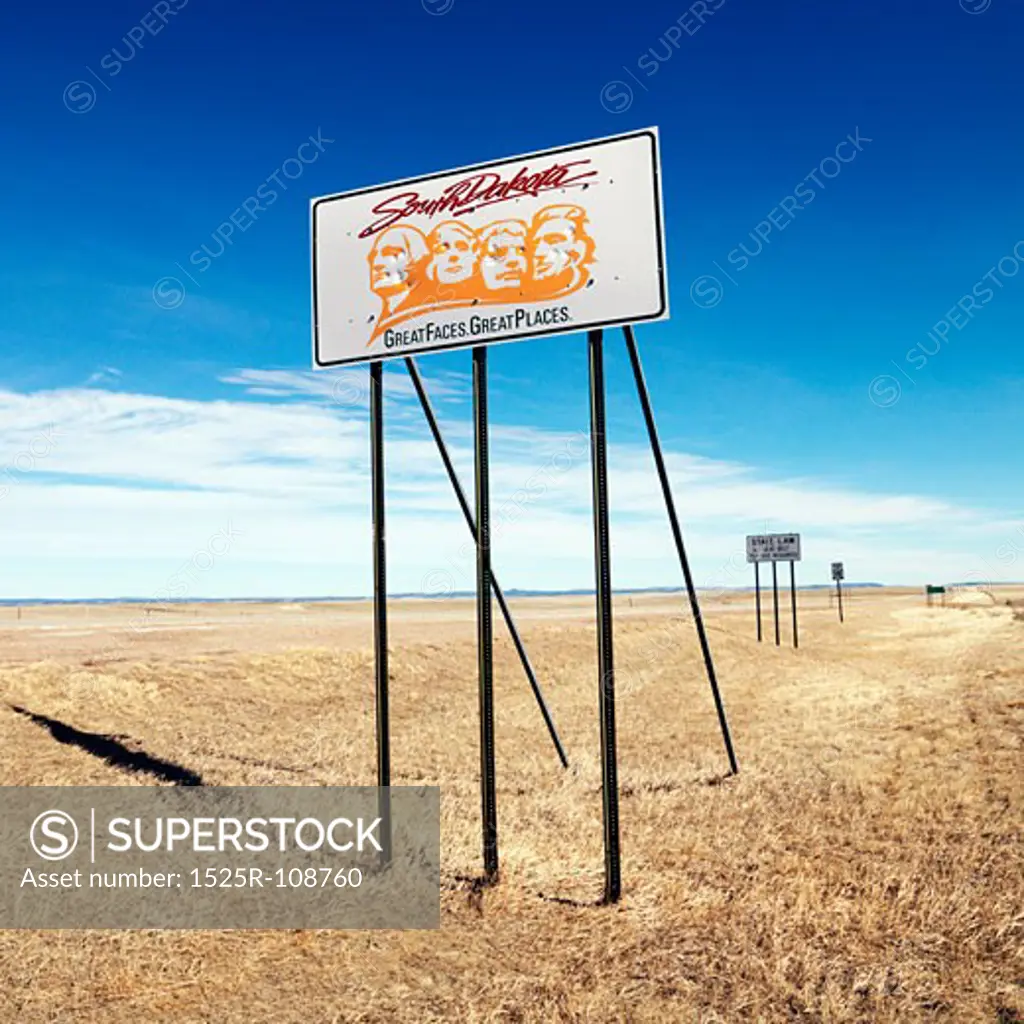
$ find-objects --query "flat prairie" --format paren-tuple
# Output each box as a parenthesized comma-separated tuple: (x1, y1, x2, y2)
(0, 586, 1021, 1023)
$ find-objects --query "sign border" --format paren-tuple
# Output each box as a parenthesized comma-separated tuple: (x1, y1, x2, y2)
(310, 128, 668, 369)
(745, 533, 802, 564)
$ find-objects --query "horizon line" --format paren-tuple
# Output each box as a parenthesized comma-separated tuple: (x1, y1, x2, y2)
(4, 582, 1012, 607)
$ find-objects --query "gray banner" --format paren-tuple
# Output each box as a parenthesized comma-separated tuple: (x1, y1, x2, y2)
(0, 787, 439, 929)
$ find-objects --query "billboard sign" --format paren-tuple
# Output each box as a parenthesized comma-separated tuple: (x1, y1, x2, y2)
(831, 562, 845, 581)
(746, 533, 802, 563)
(311, 128, 668, 368)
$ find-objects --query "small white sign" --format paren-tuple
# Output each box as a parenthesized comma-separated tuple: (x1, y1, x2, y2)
(831, 562, 845, 581)
(311, 128, 668, 368)
(746, 533, 802, 563)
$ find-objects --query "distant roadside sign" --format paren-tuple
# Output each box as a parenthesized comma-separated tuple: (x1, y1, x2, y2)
(832, 561, 846, 623)
(746, 533, 802, 564)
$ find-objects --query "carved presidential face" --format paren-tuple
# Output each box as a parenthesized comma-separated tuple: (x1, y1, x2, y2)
(428, 223, 478, 285)
(530, 211, 592, 282)
(480, 224, 528, 291)
(531, 218, 577, 280)
(368, 228, 426, 298)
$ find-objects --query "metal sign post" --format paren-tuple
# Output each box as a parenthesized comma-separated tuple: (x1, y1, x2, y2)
(404, 357, 569, 769)
(754, 562, 762, 642)
(473, 347, 499, 883)
(789, 559, 799, 649)
(831, 562, 845, 623)
(311, 128, 698, 902)
(589, 329, 621, 905)
(747, 534, 802, 650)
(622, 325, 737, 775)
(772, 561, 780, 647)
(369, 361, 392, 867)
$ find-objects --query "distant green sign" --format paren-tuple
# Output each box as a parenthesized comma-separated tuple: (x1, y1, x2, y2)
(926, 585, 946, 595)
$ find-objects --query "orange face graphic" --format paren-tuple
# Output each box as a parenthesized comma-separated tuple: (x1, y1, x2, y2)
(426, 221, 478, 286)
(368, 226, 429, 311)
(529, 205, 594, 287)
(367, 206, 595, 342)
(479, 220, 529, 292)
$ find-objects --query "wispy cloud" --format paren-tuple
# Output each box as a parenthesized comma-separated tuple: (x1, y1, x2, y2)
(0, 374, 1013, 598)
(218, 366, 468, 408)
(85, 366, 123, 387)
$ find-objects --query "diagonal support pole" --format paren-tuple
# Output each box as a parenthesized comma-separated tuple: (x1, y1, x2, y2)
(622, 325, 739, 775)
(404, 356, 570, 770)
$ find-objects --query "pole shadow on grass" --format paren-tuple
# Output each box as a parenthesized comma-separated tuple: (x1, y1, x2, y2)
(8, 705, 204, 786)
(536, 892, 601, 908)
(443, 876, 617, 910)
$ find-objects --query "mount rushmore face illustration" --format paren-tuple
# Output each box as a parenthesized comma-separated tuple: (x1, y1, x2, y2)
(365, 204, 596, 343)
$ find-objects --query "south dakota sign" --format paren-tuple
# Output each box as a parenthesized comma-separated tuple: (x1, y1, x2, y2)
(311, 128, 668, 368)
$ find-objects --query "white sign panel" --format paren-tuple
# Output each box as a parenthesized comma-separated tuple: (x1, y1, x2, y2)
(311, 129, 668, 368)
(831, 562, 845, 581)
(746, 533, 802, 563)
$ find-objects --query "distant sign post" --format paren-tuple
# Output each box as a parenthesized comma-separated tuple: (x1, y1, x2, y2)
(790, 560, 799, 649)
(831, 562, 845, 623)
(754, 561, 763, 642)
(747, 534, 802, 649)
(773, 561, 781, 646)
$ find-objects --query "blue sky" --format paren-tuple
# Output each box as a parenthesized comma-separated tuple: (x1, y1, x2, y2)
(0, 0, 1022, 598)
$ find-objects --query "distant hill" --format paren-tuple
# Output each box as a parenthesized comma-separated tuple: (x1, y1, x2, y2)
(0, 582, 901, 606)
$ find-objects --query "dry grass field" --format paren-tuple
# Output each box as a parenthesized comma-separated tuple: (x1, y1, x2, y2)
(0, 586, 1021, 1023)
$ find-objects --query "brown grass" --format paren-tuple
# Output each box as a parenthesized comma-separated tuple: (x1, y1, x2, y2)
(0, 589, 1021, 1023)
